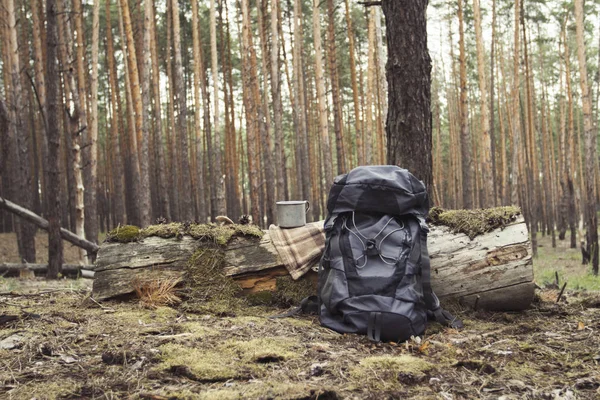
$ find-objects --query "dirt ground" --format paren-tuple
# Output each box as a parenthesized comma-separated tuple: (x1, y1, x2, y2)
(1, 280, 599, 400)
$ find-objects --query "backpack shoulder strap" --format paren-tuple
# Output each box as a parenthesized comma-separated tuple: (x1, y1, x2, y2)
(417, 216, 464, 330)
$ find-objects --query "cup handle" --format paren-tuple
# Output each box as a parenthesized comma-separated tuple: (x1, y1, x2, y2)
(305, 201, 310, 213)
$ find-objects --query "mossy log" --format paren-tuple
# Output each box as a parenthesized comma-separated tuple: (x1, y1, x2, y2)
(91, 211, 534, 311)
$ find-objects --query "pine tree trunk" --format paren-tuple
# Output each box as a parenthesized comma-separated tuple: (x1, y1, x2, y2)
(270, 0, 286, 203)
(510, 0, 522, 207)
(45, 0, 64, 278)
(458, 0, 473, 209)
(382, 0, 432, 191)
(344, 0, 363, 166)
(473, 0, 493, 208)
(171, 0, 193, 222)
(564, 25, 578, 249)
(313, 0, 333, 190)
(89, 0, 100, 241)
(326, 0, 345, 175)
(148, 0, 171, 221)
(210, 0, 225, 217)
(240, 0, 260, 224)
(574, 0, 599, 275)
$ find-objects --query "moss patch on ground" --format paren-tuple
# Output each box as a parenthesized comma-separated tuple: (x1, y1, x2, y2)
(428, 206, 521, 239)
(351, 355, 435, 391)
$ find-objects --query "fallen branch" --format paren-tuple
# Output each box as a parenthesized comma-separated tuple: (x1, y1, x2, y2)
(0, 196, 99, 256)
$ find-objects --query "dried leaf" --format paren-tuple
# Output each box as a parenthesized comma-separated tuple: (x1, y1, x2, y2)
(418, 341, 430, 353)
(577, 321, 585, 331)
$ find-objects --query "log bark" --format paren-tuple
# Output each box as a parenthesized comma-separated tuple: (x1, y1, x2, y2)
(0, 196, 99, 256)
(91, 217, 533, 311)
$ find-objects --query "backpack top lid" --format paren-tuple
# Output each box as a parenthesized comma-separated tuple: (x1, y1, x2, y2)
(326, 165, 429, 218)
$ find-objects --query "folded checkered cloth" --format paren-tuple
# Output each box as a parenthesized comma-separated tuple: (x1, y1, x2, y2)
(269, 221, 326, 280)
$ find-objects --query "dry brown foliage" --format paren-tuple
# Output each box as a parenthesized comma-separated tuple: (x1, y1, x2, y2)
(132, 277, 182, 308)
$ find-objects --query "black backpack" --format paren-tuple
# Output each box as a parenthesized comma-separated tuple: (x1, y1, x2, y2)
(318, 166, 462, 342)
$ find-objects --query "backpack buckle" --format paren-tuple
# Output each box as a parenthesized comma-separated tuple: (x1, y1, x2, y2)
(365, 238, 379, 256)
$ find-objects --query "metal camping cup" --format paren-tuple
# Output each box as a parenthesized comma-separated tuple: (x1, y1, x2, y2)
(276, 201, 310, 228)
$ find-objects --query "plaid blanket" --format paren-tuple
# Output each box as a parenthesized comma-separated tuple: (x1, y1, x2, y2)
(269, 221, 326, 280)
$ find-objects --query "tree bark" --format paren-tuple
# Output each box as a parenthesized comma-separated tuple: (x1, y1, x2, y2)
(44, 0, 64, 278)
(326, 0, 345, 175)
(383, 0, 432, 193)
(171, 0, 193, 222)
(457, 0, 473, 209)
(105, 0, 126, 226)
(344, 0, 363, 166)
(313, 0, 333, 192)
(473, 0, 493, 208)
(270, 0, 286, 203)
(574, 0, 599, 275)
(210, 0, 226, 218)
(6, 0, 36, 263)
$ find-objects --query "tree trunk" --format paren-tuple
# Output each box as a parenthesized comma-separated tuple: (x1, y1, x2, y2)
(6, 0, 36, 263)
(574, 0, 599, 275)
(171, 0, 193, 222)
(473, 0, 493, 208)
(89, 0, 100, 242)
(344, 0, 363, 166)
(106, 0, 126, 227)
(117, 0, 143, 226)
(191, 0, 207, 224)
(210, 0, 225, 218)
(119, 0, 151, 227)
(458, 0, 473, 209)
(313, 0, 333, 191)
(45, 0, 64, 278)
(241, 0, 260, 224)
(510, 0, 522, 206)
(270, 0, 286, 203)
(326, 0, 345, 175)
(383, 0, 432, 192)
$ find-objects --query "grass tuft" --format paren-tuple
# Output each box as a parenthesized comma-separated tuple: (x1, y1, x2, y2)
(132, 277, 182, 308)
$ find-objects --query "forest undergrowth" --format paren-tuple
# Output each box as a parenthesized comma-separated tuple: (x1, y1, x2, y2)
(1, 231, 600, 399)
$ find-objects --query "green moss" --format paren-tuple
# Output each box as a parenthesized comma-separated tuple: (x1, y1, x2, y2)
(350, 355, 434, 391)
(181, 248, 245, 315)
(428, 206, 521, 239)
(105, 225, 141, 243)
(273, 276, 316, 306)
(137, 222, 263, 246)
(159, 337, 299, 382)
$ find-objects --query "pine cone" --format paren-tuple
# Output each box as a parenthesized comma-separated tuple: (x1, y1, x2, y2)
(238, 215, 253, 225)
(155, 216, 167, 225)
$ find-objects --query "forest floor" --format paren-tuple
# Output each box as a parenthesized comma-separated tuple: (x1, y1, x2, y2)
(1, 232, 600, 399)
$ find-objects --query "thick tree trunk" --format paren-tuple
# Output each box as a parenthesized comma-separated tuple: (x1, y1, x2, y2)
(383, 0, 432, 193)
(45, 0, 64, 278)
(92, 215, 534, 312)
(574, 0, 599, 275)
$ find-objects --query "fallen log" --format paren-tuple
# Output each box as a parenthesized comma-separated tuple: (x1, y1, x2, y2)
(0, 196, 99, 257)
(91, 208, 534, 311)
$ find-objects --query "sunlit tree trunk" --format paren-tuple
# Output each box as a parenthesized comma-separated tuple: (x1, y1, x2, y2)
(210, 0, 225, 217)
